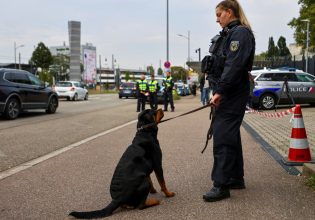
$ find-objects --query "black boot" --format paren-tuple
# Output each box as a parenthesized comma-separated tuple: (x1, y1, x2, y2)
(227, 178, 246, 189)
(203, 187, 230, 202)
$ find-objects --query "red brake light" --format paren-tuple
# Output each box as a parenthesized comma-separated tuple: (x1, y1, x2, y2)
(70, 87, 75, 91)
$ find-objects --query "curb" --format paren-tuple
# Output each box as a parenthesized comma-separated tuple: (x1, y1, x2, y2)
(303, 163, 315, 177)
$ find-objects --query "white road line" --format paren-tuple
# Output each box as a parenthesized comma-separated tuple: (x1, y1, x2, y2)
(0, 119, 137, 181)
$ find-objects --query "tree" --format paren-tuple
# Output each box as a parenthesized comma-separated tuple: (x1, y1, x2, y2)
(52, 54, 70, 81)
(147, 65, 155, 75)
(29, 42, 53, 70)
(170, 66, 188, 82)
(266, 37, 279, 60)
(157, 67, 163, 76)
(277, 36, 292, 59)
(288, 0, 315, 50)
(124, 71, 131, 82)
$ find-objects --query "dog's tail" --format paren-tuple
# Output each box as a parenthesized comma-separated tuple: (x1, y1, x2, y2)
(69, 200, 119, 219)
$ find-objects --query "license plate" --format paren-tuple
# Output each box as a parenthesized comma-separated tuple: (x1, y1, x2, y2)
(124, 90, 131, 94)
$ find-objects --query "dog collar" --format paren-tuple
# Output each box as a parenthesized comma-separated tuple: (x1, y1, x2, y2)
(137, 122, 157, 131)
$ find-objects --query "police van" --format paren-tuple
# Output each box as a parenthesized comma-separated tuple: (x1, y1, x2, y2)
(251, 67, 315, 110)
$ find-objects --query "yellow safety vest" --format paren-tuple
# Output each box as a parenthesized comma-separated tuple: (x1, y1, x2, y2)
(149, 80, 158, 92)
(137, 79, 148, 91)
(164, 76, 173, 88)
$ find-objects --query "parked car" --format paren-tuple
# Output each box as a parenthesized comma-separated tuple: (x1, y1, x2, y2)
(252, 68, 315, 110)
(175, 82, 190, 96)
(54, 81, 88, 101)
(118, 82, 137, 98)
(0, 68, 58, 120)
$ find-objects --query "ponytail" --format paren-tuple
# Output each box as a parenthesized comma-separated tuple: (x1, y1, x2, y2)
(216, 0, 252, 32)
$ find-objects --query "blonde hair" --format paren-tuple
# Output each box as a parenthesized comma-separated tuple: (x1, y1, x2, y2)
(216, 0, 252, 31)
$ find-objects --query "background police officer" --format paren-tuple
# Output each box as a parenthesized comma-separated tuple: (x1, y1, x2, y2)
(148, 74, 160, 110)
(136, 74, 148, 112)
(203, 0, 255, 202)
(162, 70, 175, 112)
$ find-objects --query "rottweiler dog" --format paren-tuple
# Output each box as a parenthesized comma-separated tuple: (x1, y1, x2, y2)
(69, 109, 175, 219)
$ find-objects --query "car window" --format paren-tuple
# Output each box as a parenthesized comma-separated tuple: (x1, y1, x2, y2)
(256, 73, 273, 81)
(281, 73, 298, 82)
(28, 74, 43, 86)
(296, 74, 315, 82)
(73, 82, 80, 87)
(121, 83, 135, 88)
(56, 82, 72, 87)
(14, 72, 32, 84)
(4, 72, 15, 82)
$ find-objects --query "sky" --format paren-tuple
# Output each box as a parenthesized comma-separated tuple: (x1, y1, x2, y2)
(0, 0, 300, 70)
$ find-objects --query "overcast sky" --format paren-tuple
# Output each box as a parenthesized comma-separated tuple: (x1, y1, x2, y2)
(0, 0, 300, 70)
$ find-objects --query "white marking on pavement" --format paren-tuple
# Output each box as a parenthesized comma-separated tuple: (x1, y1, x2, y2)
(0, 119, 137, 181)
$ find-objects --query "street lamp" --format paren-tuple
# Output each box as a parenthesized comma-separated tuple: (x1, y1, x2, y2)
(166, 0, 169, 62)
(301, 19, 310, 73)
(14, 42, 24, 69)
(177, 31, 191, 62)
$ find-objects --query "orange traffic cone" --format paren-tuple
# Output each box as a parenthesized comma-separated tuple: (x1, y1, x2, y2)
(283, 105, 314, 166)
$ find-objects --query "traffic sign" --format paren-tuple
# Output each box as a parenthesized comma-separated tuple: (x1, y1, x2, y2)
(164, 61, 171, 68)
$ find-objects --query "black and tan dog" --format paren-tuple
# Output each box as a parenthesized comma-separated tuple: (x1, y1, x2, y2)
(69, 109, 175, 219)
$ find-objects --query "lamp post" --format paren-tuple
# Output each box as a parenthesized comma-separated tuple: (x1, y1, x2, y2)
(166, 0, 169, 62)
(14, 42, 24, 69)
(177, 31, 191, 62)
(195, 48, 201, 61)
(301, 19, 310, 73)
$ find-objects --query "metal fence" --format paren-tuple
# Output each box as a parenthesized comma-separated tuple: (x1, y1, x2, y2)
(253, 55, 315, 75)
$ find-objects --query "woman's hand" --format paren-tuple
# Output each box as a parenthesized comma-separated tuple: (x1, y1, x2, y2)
(210, 93, 222, 107)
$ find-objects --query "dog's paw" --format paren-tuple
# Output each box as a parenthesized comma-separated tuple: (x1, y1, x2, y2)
(164, 191, 175, 197)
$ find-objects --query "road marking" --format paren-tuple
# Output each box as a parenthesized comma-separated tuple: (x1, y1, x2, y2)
(0, 119, 137, 181)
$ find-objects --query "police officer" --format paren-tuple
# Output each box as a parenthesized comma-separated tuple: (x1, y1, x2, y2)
(136, 74, 148, 112)
(162, 70, 175, 112)
(202, 0, 255, 202)
(148, 74, 160, 110)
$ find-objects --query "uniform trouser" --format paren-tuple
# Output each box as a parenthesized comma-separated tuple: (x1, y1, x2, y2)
(137, 93, 146, 111)
(149, 92, 158, 110)
(211, 111, 245, 187)
(163, 91, 174, 110)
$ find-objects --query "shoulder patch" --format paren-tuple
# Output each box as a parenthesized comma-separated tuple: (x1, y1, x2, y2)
(230, 41, 239, 52)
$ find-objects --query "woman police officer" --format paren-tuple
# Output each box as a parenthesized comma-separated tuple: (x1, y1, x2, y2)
(203, 0, 255, 202)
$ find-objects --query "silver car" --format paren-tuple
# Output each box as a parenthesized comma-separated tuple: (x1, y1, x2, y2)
(252, 68, 315, 110)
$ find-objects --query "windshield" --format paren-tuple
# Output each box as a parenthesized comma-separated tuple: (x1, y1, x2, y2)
(56, 82, 72, 87)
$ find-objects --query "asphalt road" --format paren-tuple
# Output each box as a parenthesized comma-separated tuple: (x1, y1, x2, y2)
(1, 95, 314, 219)
(0, 94, 139, 172)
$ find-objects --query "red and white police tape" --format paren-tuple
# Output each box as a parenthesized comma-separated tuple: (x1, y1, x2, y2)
(248, 106, 295, 118)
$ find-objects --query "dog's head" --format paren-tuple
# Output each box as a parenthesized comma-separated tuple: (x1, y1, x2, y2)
(137, 109, 164, 131)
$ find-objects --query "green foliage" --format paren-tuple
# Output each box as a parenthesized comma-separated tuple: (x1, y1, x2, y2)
(171, 66, 188, 82)
(147, 65, 155, 75)
(29, 42, 53, 70)
(157, 67, 163, 76)
(125, 71, 131, 82)
(305, 175, 315, 190)
(38, 69, 53, 85)
(52, 54, 70, 81)
(265, 36, 291, 60)
(288, 0, 315, 49)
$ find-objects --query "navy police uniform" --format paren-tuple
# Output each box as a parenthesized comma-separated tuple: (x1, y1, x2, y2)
(136, 79, 149, 112)
(206, 20, 255, 188)
(162, 76, 175, 112)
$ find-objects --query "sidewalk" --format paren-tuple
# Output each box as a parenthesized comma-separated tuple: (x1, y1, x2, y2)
(0, 96, 314, 219)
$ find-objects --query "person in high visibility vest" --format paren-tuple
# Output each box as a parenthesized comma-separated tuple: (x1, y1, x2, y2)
(148, 74, 160, 110)
(136, 74, 149, 112)
(162, 70, 175, 112)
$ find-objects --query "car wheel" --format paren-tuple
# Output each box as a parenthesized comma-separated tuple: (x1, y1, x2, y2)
(67, 97, 70, 101)
(260, 93, 276, 110)
(72, 93, 78, 101)
(46, 96, 58, 114)
(84, 93, 89, 100)
(4, 98, 20, 120)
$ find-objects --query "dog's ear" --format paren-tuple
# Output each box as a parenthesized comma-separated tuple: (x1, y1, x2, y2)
(138, 109, 155, 124)
(155, 109, 164, 123)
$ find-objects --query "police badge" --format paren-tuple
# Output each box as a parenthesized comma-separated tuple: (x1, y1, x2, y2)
(230, 41, 239, 52)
